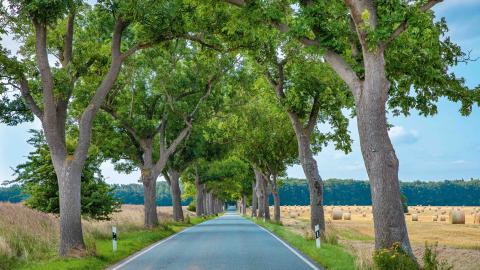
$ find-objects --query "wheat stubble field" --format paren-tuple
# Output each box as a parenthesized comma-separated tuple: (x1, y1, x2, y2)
(273, 205, 480, 270)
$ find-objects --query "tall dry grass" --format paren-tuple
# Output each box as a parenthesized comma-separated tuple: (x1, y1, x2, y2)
(0, 203, 174, 267)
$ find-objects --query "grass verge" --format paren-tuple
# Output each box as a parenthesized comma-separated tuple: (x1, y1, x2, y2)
(250, 218, 355, 270)
(16, 216, 211, 270)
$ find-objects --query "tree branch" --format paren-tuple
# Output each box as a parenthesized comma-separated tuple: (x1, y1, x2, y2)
(74, 18, 128, 163)
(61, 13, 75, 67)
(33, 21, 56, 121)
(121, 42, 154, 60)
(101, 105, 141, 143)
(224, 0, 246, 7)
(188, 75, 217, 119)
(19, 77, 43, 119)
(323, 49, 362, 100)
(158, 113, 168, 155)
(163, 170, 171, 185)
(165, 122, 192, 158)
(383, 0, 443, 48)
(183, 34, 224, 51)
(305, 94, 320, 136)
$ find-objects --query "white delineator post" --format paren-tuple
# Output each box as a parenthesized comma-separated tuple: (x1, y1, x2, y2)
(112, 226, 118, 254)
(314, 224, 321, 248)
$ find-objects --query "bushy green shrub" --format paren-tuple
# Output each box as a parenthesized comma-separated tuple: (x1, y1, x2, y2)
(423, 242, 453, 270)
(373, 243, 418, 270)
(187, 204, 196, 212)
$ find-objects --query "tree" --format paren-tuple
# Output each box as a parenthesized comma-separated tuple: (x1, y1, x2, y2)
(96, 41, 233, 226)
(0, 1, 160, 255)
(253, 46, 352, 231)
(224, 0, 479, 257)
(10, 130, 119, 220)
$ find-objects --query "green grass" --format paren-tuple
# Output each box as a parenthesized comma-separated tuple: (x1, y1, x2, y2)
(16, 217, 210, 270)
(336, 229, 374, 242)
(250, 218, 355, 270)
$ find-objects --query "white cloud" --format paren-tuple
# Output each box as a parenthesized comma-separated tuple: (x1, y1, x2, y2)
(388, 126, 419, 144)
(452, 160, 466, 164)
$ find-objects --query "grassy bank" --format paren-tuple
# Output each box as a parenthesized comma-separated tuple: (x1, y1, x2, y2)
(19, 217, 208, 270)
(0, 203, 212, 270)
(249, 217, 355, 270)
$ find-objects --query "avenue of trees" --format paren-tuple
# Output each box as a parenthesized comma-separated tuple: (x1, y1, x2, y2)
(0, 0, 479, 263)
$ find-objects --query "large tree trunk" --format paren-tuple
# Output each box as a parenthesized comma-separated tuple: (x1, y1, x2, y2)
(251, 182, 257, 217)
(297, 134, 325, 233)
(241, 193, 247, 215)
(168, 168, 184, 222)
(195, 170, 204, 217)
(254, 169, 265, 218)
(356, 51, 413, 255)
(56, 163, 85, 256)
(271, 174, 281, 222)
(142, 169, 159, 228)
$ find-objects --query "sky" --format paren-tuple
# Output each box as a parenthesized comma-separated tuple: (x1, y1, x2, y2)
(0, 1, 479, 185)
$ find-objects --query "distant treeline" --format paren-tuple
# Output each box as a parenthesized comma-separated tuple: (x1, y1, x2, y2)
(273, 178, 480, 206)
(0, 182, 191, 206)
(1, 178, 479, 206)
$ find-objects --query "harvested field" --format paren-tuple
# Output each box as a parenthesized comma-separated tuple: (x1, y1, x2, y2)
(257, 205, 480, 270)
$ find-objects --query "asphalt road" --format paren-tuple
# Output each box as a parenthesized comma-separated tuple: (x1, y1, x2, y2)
(110, 210, 321, 270)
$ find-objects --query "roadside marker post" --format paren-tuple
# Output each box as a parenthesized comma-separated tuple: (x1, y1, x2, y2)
(314, 224, 321, 248)
(112, 226, 118, 254)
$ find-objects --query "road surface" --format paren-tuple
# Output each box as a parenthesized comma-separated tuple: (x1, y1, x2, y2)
(110, 210, 321, 270)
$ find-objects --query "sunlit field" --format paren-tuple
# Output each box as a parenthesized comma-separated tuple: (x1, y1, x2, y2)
(269, 205, 480, 270)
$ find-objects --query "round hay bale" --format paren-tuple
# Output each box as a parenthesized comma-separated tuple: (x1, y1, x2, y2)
(474, 213, 480, 224)
(289, 212, 296, 218)
(331, 208, 343, 220)
(440, 216, 446, 221)
(343, 212, 351, 220)
(362, 212, 366, 217)
(412, 214, 418, 221)
(449, 210, 465, 224)
(432, 216, 438, 222)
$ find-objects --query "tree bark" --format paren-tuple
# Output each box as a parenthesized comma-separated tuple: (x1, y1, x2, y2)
(267, 61, 325, 233)
(142, 169, 159, 228)
(241, 193, 247, 215)
(195, 168, 204, 217)
(295, 132, 325, 233)
(263, 174, 270, 221)
(271, 174, 281, 222)
(203, 189, 208, 215)
(57, 163, 85, 256)
(356, 51, 413, 255)
(209, 193, 215, 215)
(254, 169, 265, 218)
(251, 182, 257, 217)
(168, 168, 184, 221)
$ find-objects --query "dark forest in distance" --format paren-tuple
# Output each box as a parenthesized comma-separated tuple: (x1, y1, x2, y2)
(1, 178, 479, 206)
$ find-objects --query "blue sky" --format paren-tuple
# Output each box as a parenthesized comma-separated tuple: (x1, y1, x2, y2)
(1, 1, 479, 184)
